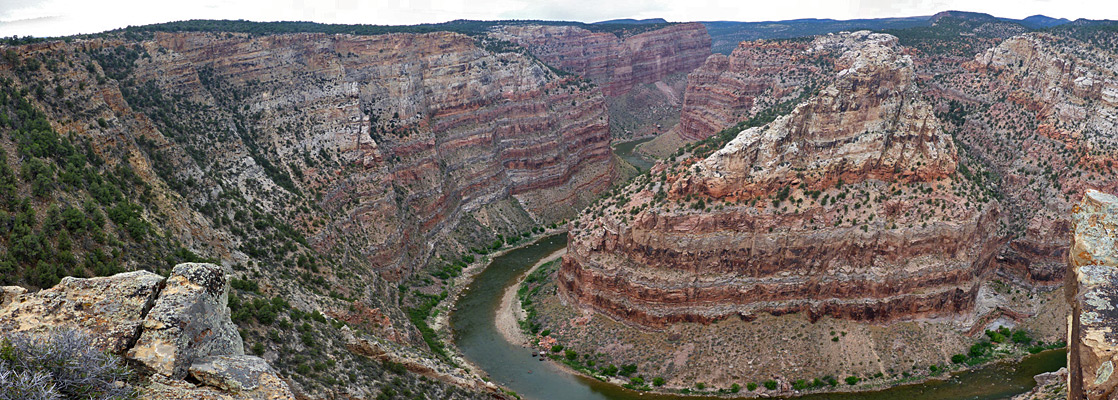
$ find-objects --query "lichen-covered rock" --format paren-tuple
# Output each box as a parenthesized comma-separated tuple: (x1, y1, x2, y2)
(0, 271, 164, 354)
(189, 356, 295, 399)
(128, 263, 244, 378)
(1067, 189, 1118, 400)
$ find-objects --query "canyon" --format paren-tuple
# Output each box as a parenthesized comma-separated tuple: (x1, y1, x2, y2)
(1, 11, 1114, 400)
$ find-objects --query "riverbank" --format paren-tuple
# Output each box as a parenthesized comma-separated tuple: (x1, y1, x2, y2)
(495, 248, 567, 346)
(428, 229, 568, 381)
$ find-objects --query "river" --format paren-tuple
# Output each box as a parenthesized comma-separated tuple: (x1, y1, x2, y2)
(450, 233, 1066, 400)
(613, 137, 656, 172)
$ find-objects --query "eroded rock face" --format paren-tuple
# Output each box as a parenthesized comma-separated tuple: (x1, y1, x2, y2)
(674, 39, 826, 141)
(1067, 189, 1118, 400)
(682, 32, 957, 200)
(965, 33, 1118, 285)
(560, 32, 1000, 328)
(0, 271, 164, 353)
(129, 263, 244, 379)
(140, 31, 614, 279)
(490, 23, 712, 96)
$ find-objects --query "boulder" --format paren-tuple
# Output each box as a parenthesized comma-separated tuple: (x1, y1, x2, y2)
(0, 271, 164, 354)
(189, 355, 295, 399)
(1067, 189, 1118, 400)
(128, 263, 243, 378)
(0, 286, 27, 308)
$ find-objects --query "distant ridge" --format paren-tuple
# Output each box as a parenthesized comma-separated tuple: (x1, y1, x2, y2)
(1018, 14, 1072, 29)
(594, 18, 669, 25)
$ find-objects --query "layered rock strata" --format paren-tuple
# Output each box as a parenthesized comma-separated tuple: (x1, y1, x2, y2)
(560, 32, 1000, 328)
(674, 39, 826, 141)
(5, 31, 614, 282)
(965, 32, 1118, 285)
(0, 264, 294, 399)
(489, 23, 712, 96)
(1066, 189, 1118, 400)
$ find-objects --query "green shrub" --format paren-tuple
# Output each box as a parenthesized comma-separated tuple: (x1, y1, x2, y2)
(730, 383, 741, 393)
(951, 354, 966, 363)
(564, 350, 577, 361)
(969, 341, 992, 357)
(551, 345, 563, 353)
(747, 382, 758, 391)
(695, 382, 705, 390)
(600, 364, 618, 376)
(763, 380, 777, 390)
(845, 376, 860, 385)
(619, 364, 638, 377)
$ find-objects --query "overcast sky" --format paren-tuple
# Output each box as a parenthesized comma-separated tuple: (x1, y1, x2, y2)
(1, 0, 1117, 38)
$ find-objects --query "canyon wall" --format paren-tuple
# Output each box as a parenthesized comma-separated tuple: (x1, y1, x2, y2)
(559, 32, 1001, 327)
(674, 39, 826, 141)
(0, 29, 614, 398)
(944, 32, 1118, 285)
(489, 23, 712, 97)
(6, 31, 614, 280)
(1066, 190, 1118, 400)
(143, 31, 614, 277)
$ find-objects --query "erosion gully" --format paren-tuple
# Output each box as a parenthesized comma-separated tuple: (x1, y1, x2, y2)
(450, 139, 1065, 400)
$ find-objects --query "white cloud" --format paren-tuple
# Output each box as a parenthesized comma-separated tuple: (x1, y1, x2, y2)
(0, 0, 1116, 37)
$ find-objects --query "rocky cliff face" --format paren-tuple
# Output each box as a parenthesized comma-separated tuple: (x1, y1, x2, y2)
(490, 23, 712, 97)
(560, 32, 1001, 327)
(1066, 190, 1118, 400)
(0, 29, 609, 399)
(934, 31, 1118, 285)
(673, 39, 826, 142)
(140, 31, 614, 278)
(0, 263, 295, 399)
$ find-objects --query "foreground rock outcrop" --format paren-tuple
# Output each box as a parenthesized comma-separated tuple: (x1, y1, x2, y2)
(1067, 190, 1118, 400)
(560, 31, 1000, 327)
(0, 264, 294, 399)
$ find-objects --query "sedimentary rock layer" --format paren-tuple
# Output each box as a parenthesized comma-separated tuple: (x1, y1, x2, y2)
(674, 39, 826, 141)
(490, 23, 712, 96)
(560, 32, 1000, 328)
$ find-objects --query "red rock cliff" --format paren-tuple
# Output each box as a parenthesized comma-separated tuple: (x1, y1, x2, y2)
(490, 23, 712, 97)
(675, 39, 827, 141)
